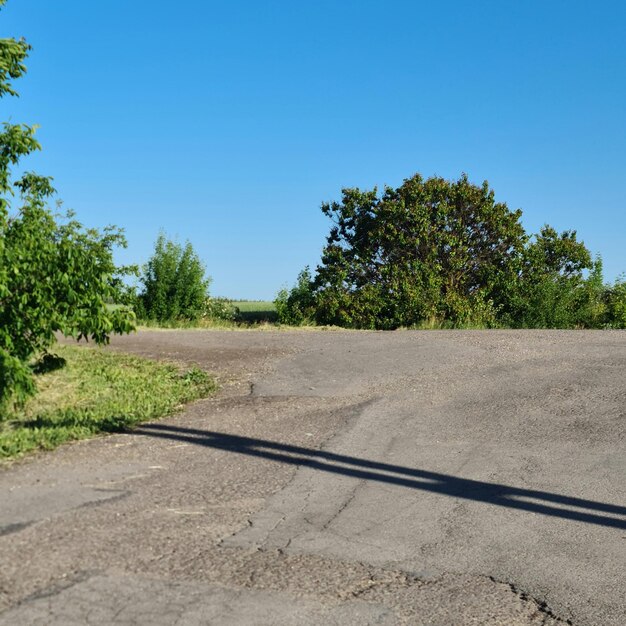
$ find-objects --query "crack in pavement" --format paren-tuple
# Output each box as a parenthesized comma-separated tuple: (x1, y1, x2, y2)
(0, 520, 34, 537)
(319, 481, 363, 532)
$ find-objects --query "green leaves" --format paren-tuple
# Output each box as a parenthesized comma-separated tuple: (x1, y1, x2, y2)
(604, 277, 626, 328)
(0, 125, 41, 197)
(291, 173, 623, 330)
(0, 195, 137, 409)
(506, 227, 596, 328)
(311, 173, 526, 329)
(137, 233, 210, 322)
(0, 2, 135, 410)
(0, 36, 30, 98)
(0, 349, 35, 409)
(274, 267, 316, 325)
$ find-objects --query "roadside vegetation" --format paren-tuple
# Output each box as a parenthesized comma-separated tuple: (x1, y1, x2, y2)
(234, 301, 278, 324)
(0, 5, 212, 450)
(0, 7, 137, 414)
(275, 175, 626, 330)
(0, 345, 215, 460)
(122, 232, 278, 327)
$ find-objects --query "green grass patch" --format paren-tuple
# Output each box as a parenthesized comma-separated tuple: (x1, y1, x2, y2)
(0, 345, 217, 460)
(139, 317, 240, 329)
(136, 301, 278, 329)
(233, 300, 277, 323)
(234, 300, 276, 312)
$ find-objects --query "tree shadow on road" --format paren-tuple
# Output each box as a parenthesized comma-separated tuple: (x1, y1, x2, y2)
(134, 423, 626, 530)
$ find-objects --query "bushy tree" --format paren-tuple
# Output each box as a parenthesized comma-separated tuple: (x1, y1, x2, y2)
(274, 267, 316, 325)
(137, 233, 210, 321)
(603, 277, 626, 329)
(286, 173, 623, 329)
(506, 226, 595, 328)
(0, 2, 135, 410)
(311, 174, 526, 328)
(574, 257, 609, 329)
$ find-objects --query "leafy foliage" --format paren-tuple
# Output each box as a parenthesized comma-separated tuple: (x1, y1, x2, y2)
(0, 6, 30, 99)
(0, 6, 135, 410)
(136, 233, 210, 321)
(275, 267, 316, 325)
(603, 277, 626, 329)
(308, 174, 525, 328)
(279, 173, 624, 329)
(505, 226, 595, 328)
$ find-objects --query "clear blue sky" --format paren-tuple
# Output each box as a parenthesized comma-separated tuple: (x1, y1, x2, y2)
(3, 0, 625, 299)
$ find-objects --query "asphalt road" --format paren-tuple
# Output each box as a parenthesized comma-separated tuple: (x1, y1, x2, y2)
(1, 329, 624, 625)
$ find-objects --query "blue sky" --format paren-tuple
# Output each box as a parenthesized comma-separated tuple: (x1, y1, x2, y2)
(2, 0, 625, 299)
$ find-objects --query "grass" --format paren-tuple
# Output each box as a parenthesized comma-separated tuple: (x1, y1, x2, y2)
(233, 300, 277, 323)
(137, 301, 278, 329)
(0, 345, 217, 461)
(139, 317, 241, 329)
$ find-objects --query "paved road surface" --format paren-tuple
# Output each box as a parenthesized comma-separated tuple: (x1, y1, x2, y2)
(1, 330, 624, 625)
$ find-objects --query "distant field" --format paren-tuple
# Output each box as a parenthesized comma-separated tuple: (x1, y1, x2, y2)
(233, 300, 277, 323)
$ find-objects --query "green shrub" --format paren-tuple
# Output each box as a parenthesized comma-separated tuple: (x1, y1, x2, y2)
(138, 233, 210, 322)
(310, 174, 526, 329)
(275, 267, 316, 325)
(604, 277, 626, 329)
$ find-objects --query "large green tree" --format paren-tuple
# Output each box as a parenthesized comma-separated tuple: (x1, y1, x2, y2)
(312, 173, 527, 328)
(0, 1, 135, 409)
(279, 172, 621, 329)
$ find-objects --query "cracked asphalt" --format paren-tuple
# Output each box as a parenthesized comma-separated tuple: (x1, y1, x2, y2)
(1, 329, 625, 625)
